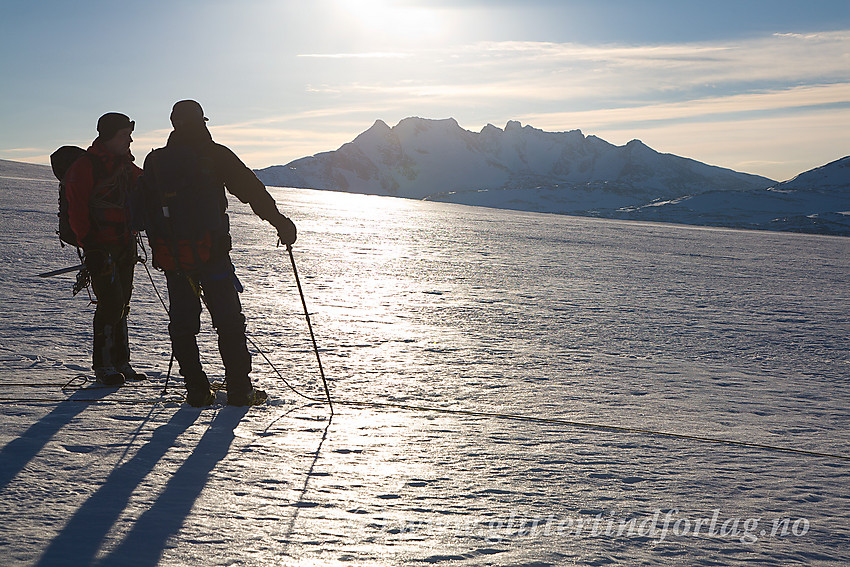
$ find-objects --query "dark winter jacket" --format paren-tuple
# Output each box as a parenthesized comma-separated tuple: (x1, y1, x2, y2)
(65, 140, 142, 248)
(141, 125, 283, 272)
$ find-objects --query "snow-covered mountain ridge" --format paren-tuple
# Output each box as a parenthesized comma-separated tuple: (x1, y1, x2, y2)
(255, 117, 849, 235)
(257, 117, 773, 201)
(612, 156, 850, 235)
(771, 154, 849, 193)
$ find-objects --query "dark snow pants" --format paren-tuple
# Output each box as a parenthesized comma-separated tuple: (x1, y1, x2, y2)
(165, 258, 252, 398)
(85, 246, 136, 371)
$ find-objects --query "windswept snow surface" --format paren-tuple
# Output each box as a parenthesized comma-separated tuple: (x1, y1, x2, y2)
(1, 160, 849, 566)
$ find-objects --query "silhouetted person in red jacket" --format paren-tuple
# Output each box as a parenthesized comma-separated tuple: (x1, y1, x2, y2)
(65, 113, 146, 385)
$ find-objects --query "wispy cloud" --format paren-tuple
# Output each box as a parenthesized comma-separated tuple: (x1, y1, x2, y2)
(121, 29, 850, 179)
(472, 32, 845, 94)
(297, 52, 410, 59)
(0, 147, 45, 154)
(516, 84, 850, 131)
(0, 148, 52, 165)
(280, 29, 849, 179)
(211, 105, 396, 131)
(589, 107, 850, 181)
(204, 126, 361, 168)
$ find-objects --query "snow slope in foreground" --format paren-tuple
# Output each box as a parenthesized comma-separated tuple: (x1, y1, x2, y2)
(1, 159, 849, 566)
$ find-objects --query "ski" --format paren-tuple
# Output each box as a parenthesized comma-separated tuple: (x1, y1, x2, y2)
(37, 264, 84, 278)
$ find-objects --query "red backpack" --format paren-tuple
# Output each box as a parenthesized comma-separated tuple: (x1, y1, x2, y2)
(49, 146, 102, 247)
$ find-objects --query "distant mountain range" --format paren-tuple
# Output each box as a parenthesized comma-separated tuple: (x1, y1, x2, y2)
(256, 117, 850, 236)
(611, 155, 850, 235)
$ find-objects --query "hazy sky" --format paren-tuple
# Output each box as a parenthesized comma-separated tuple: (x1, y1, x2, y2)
(1, 0, 848, 181)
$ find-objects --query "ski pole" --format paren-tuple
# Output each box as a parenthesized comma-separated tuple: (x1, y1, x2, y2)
(286, 243, 333, 415)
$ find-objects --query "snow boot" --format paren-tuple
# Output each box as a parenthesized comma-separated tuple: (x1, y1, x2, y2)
(227, 388, 268, 407)
(94, 366, 125, 386)
(186, 387, 215, 407)
(119, 363, 147, 382)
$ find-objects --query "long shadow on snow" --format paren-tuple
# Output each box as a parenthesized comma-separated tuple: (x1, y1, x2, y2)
(0, 387, 114, 491)
(34, 406, 243, 567)
(279, 413, 333, 557)
(94, 407, 247, 566)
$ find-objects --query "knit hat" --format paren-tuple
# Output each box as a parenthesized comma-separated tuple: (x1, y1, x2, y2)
(96, 112, 135, 141)
(170, 100, 209, 128)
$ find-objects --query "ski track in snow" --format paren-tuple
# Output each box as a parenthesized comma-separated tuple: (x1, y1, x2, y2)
(1, 164, 849, 566)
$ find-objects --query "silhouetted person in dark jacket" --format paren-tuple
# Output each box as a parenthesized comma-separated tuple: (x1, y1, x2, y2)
(142, 100, 297, 407)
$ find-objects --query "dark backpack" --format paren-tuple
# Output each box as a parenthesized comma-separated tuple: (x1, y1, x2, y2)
(142, 145, 230, 271)
(50, 146, 98, 247)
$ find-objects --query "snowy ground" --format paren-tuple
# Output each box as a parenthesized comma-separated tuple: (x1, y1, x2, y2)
(1, 160, 849, 566)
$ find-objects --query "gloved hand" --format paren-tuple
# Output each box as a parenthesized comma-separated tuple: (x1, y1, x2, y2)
(272, 213, 297, 246)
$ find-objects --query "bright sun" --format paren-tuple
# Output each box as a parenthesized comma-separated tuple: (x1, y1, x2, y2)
(333, 0, 444, 44)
